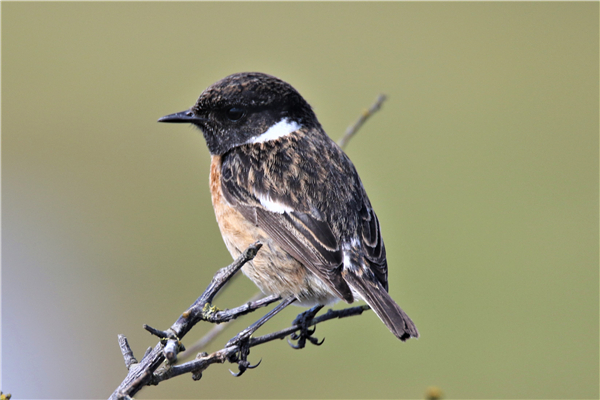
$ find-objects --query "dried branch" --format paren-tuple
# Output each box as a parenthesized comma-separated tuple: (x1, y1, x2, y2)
(110, 242, 264, 399)
(206, 294, 281, 324)
(338, 94, 387, 150)
(179, 291, 269, 361)
(153, 305, 370, 383)
(118, 335, 138, 370)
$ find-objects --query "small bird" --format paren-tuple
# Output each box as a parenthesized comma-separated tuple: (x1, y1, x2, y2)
(159, 72, 418, 341)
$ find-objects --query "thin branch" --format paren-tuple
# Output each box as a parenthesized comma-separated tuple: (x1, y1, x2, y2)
(207, 294, 281, 324)
(179, 291, 269, 361)
(109, 242, 262, 400)
(178, 323, 228, 362)
(142, 325, 170, 339)
(249, 305, 370, 347)
(337, 94, 387, 150)
(225, 297, 297, 348)
(118, 335, 138, 370)
(154, 305, 371, 382)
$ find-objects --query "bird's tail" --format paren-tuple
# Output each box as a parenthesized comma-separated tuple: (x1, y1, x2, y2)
(343, 270, 419, 341)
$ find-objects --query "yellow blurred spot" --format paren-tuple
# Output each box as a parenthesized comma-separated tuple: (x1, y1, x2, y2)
(425, 386, 443, 400)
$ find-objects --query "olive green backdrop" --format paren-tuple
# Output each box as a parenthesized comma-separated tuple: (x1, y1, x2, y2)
(2, 2, 598, 399)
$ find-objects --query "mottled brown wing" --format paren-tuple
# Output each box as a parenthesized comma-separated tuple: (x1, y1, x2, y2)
(220, 180, 354, 303)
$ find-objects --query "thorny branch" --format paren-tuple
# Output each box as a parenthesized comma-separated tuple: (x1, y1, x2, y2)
(110, 94, 388, 399)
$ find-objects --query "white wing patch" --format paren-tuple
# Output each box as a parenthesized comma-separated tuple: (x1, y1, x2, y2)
(256, 193, 293, 214)
(343, 251, 352, 268)
(247, 118, 301, 144)
(342, 238, 361, 268)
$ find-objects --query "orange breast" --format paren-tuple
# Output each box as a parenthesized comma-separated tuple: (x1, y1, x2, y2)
(210, 155, 260, 254)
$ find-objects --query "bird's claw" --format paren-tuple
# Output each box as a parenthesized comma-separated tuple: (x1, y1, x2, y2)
(229, 358, 262, 377)
(287, 333, 325, 349)
(228, 352, 261, 377)
(288, 305, 325, 350)
(227, 334, 261, 377)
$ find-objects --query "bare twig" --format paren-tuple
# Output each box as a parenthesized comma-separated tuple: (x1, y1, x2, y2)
(142, 324, 170, 339)
(109, 242, 263, 399)
(179, 291, 268, 361)
(118, 335, 138, 370)
(153, 305, 370, 383)
(249, 305, 369, 347)
(207, 294, 281, 324)
(338, 94, 387, 150)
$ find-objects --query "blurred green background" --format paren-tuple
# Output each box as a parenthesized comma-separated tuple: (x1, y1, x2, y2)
(2, 2, 598, 399)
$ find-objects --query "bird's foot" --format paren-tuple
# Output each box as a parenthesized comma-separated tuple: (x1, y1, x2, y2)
(225, 296, 297, 375)
(226, 333, 261, 377)
(288, 305, 325, 349)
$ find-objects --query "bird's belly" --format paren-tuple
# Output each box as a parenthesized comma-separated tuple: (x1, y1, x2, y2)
(210, 156, 337, 306)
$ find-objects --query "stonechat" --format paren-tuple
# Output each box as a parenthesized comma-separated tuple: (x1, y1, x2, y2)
(159, 72, 418, 341)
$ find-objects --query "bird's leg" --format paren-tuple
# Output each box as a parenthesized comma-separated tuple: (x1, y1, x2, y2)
(288, 304, 325, 349)
(226, 296, 296, 376)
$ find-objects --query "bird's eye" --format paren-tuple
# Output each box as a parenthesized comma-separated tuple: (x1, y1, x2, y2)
(225, 106, 245, 121)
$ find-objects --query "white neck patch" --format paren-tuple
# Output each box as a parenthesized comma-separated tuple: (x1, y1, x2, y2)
(247, 118, 301, 144)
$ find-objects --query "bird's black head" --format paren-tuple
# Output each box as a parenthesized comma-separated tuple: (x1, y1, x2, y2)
(158, 72, 318, 155)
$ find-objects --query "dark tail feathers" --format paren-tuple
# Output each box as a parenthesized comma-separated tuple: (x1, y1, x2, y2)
(343, 270, 419, 341)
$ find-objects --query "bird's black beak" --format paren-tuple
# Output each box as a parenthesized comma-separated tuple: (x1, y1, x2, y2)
(158, 110, 207, 124)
